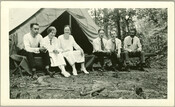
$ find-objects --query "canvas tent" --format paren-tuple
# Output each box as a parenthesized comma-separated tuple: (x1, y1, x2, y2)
(9, 8, 99, 55)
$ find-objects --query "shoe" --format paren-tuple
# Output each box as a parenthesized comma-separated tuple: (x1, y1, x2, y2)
(45, 69, 55, 78)
(126, 66, 131, 72)
(61, 71, 71, 77)
(101, 66, 105, 72)
(32, 74, 38, 79)
(139, 67, 145, 71)
(31, 68, 37, 78)
(81, 68, 89, 74)
(49, 71, 55, 78)
(72, 69, 78, 76)
(112, 66, 117, 72)
(98, 68, 103, 72)
(118, 67, 124, 71)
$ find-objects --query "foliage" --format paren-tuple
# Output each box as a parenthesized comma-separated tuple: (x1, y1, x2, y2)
(89, 8, 167, 57)
(134, 8, 167, 55)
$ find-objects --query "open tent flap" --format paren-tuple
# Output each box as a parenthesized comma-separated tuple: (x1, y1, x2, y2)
(41, 11, 94, 54)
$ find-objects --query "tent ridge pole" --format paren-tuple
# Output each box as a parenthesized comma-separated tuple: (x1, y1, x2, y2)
(69, 14, 72, 30)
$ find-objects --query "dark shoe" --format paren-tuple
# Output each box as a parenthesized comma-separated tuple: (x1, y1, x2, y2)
(45, 69, 55, 78)
(139, 63, 146, 71)
(44, 69, 50, 75)
(49, 72, 55, 78)
(31, 68, 37, 78)
(101, 66, 106, 72)
(32, 74, 38, 80)
(98, 68, 103, 72)
(98, 66, 105, 72)
(49, 71, 56, 78)
(126, 67, 131, 72)
(112, 66, 117, 72)
(139, 67, 145, 71)
(118, 67, 124, 71)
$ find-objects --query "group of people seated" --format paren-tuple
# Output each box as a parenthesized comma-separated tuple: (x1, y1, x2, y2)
(18, 23, 89, 78)
(93, 28, 145, 72)
(18, 23, 145, 79)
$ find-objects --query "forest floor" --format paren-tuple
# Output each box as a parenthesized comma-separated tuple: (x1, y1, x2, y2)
(10, 58, 167, 99)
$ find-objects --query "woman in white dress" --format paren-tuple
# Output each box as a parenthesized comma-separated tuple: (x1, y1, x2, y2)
(57, 25, 89, 76)
(41, 26, 70, 77)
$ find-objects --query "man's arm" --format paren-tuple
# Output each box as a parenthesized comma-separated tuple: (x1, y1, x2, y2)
(137, 38, 142, 51)
(40, 38, 54, 53)
(92, 39, 99, 52)
(106, 40, 111, 52)
(117, 40, 122, 55)
(104, 39, 109, 52)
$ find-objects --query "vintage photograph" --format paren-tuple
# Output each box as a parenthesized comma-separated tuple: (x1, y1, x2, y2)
(9, 8, 168, 99)
(1, 1, 174, 106)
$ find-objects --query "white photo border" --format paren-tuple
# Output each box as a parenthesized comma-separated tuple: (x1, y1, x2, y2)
(1, 1, 174, 106)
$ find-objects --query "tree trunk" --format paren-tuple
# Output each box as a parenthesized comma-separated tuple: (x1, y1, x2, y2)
(94, 8, 97, 25)
(125, 19, 129, 33)
(114, 9, 121, 39)
(103, 8, 108, 38)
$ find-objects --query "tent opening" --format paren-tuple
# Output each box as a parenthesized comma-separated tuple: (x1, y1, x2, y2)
(41, 11, 93, 54)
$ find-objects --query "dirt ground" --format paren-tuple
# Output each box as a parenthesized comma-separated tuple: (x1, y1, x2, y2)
(10, 65, 167, 99)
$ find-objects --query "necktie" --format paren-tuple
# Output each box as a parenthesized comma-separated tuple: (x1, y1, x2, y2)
(50, 39, 52, 45)
(100, 38, 104, 50)
(131, 38, 134, 44)
(112, 39, 116, 51)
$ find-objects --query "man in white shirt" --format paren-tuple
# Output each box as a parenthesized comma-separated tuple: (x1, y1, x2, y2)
(18, 23, 54, 78)
(106, 29, 123, 71)
(123, 28, 145, 71)
(93, 29, 109, 71)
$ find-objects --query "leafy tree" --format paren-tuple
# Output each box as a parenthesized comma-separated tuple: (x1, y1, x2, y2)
(89, 8, 167, 56)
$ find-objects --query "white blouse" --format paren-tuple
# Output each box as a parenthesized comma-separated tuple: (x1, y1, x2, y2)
(57, 34, 81, 51)
(41, 36, 62, 53)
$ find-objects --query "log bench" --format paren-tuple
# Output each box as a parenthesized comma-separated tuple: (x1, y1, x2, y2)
(121, 52, 157, 69)
(10, 54, 95, 77)
(10, 52, 156, 77)
(92, 52, 157, 70)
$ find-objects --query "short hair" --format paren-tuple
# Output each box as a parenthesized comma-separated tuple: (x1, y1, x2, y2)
(64, 25, 71, 31)
(111, 28, 116, 32)
(98, 29, 105, 33)
(30, 23, 39, 29)
(47, 26, 56, 34)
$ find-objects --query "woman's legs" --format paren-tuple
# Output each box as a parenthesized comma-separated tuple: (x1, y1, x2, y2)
(63, 51, 89, 76)
(72, 64, 78, 75)
(58, 65, 70, 77)
(80, 62, 89, 74)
